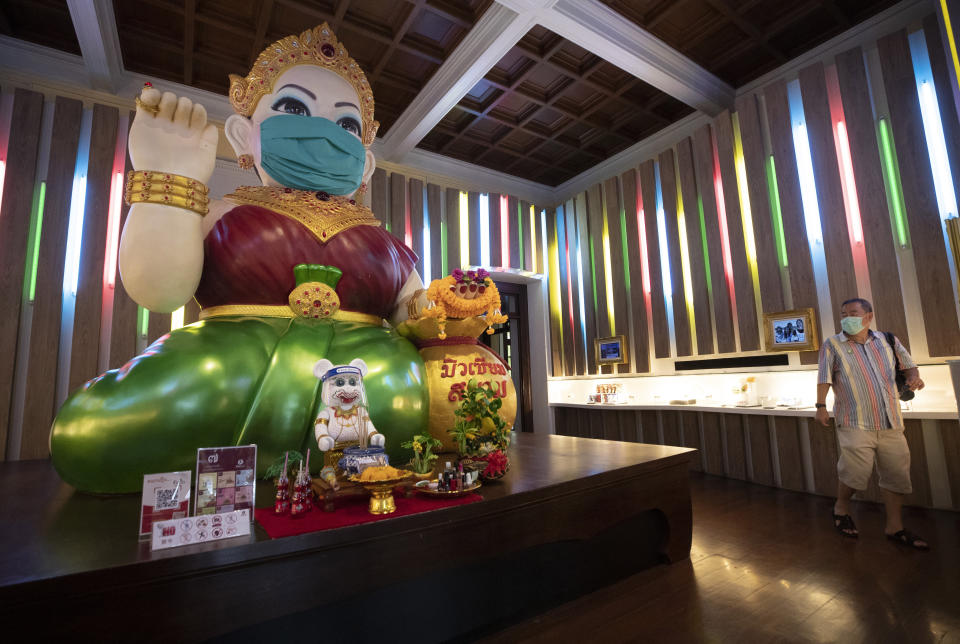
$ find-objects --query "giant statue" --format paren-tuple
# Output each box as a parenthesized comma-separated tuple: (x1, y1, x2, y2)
(50, 25, 432, 493)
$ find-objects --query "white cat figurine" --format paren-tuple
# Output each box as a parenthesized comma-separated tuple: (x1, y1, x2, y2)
(313, 358, 384, 452)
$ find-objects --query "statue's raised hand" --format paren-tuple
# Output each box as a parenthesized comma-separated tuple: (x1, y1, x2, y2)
(129, 85, 219, 183)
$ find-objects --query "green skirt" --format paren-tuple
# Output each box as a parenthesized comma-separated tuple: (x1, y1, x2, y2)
(50, 316, 429, 493)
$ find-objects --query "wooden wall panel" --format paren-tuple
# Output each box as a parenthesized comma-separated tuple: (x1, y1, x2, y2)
(0, 88, 44, 459)
(488, 192, 501, 269)
(774, 416, 805, 491)
(585, 184, 611, 343)
(713, 111, 760, 351)
(676, 138, 714, 354)
(701, 413, 724, 476)
(903, 420, 932, 508)
(521, 200, 534, 272)
(658, 149, 691, 356)
(616, 410, 635, 443)
(723, 414, 747, 480)
(798, 62, 859, 325)
(762, 79, 821, 364)
(807, 423, 839, 496)
(508, 196, 521, 268)
(692, 124, 736, 353)
(389, 172, 406, 242)
(601, 409, 621, 441)
(446, 188, 461, 272)
(564, 199, 586, 375)
(681, 411, 701, 471)
(534, 203, 545, 276)
(468, 191, 481, 267)
(408, 179, 424, 276)
(877, 31, 960, 356)
(369, 167, 388, 226)
(427, 184, 443, 279)
(182, 299, 200, 326)
(109, 114, 138, 370)
(834, 48, 909, 349)
(545, 208, 563, 376)
(661, 411, 682, 446)
(734, 93, 785, 314)
(639, 162, 670, 358)
(68, 103, 118, 393)
(575, 192, 599, 373)
(147, 311, 171, 345)
(603, 177, 630, 374)
(745, 415, 774, 486)
(619, 172, 649, 373)
(556, 206, 575, 376)
(940, 420, 960, 510)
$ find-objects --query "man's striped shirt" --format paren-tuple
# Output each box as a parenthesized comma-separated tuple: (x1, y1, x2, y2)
(817, 330, 915, 430)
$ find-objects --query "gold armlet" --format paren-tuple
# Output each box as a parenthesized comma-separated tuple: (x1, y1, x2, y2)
(406, 289, 426, 320)
(315, 418, 329, 426)
(125, 191, 209, 216)
(127, 170, 209, 194)
(127, 180, 210, 202)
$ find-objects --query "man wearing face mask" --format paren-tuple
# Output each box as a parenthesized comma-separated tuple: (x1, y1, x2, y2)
(815, 298, 927, 549)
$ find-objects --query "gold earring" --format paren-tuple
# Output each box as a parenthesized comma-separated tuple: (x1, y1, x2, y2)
(238, 154, 254, 169)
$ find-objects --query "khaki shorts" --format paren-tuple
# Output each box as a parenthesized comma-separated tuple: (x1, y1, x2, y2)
(836, 427, 912, 494)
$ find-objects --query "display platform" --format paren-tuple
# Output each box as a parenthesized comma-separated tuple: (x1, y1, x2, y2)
(0, 433, 694, 642)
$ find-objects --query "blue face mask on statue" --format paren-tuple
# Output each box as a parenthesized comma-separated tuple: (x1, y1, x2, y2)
(258, 114, 366, 195)
(840, 315, 865, 335)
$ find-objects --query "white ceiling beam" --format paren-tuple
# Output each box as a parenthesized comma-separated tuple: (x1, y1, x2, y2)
(527, 0, 735, 115)
(66, 0, 124, 92)
(376, 3, 539, 161)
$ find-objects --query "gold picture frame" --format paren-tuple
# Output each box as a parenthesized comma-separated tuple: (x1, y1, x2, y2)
(762, 308, 819, 352)
(595, 335, 628, 365)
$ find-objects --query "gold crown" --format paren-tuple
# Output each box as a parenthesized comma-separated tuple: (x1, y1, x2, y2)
(228, 23, 379, 146)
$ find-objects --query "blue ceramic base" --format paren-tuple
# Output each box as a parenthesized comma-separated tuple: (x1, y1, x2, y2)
(338, 446, 389, 475)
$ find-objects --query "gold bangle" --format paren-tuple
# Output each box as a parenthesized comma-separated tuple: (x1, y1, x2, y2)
(406, 289, 426, 320)
(316, 418, 329, 426)
(126, 181, 210, 202)
(125, 191, 209, 216)
(127, 170, 209, 195)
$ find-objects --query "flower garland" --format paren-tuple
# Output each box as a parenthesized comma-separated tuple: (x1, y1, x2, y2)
(422, 269, 508, 339)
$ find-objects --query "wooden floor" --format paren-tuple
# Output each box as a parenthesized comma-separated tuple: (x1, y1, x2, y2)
(479, 472, 960, 643)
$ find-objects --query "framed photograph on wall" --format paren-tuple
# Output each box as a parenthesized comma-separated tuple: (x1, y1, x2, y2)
(595, 335, 628, 365)
(762, 308, 819, 352)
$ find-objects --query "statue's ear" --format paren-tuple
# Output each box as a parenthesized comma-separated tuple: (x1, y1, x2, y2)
(224, 114, 254, 159)
(313, 359, 334, 379)
(361, 147, 376, 188)
(349, 358, 369, 377)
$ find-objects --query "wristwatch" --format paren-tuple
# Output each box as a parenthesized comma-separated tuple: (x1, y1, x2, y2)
(815, 403, 826, 408)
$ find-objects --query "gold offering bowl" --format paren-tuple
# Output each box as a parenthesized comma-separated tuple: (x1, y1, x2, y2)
(347, 472, 414, 515)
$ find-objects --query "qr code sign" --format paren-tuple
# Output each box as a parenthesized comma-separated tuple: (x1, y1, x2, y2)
(155, 487, 180, 510)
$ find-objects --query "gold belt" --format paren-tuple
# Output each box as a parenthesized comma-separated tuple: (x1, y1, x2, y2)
(199, 303, 382, 326)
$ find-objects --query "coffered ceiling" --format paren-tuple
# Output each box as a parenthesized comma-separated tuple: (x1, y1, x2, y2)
(0, 0, 904, 187)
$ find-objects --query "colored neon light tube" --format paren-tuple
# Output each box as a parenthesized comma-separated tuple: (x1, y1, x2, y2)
(571, 207, 587, 344)
(63, 175, 88, 296)
(479, 193, 490, 268)
(458, 191, 469, 269)
(787, 80, 825, 246)
(516, 201, 524, 271)
(0, 160, 5, 214)
(697, 195, 712, 287)
(731, 114, 758, 272)
(500, 195, 509, 268)
(601, 201, 615, 333)
(559, 208, 574, 334)
(529, 204, 538, 274)
(709, 144, 734, 288)
(765, 156, 789, 267)
(941, 0, 960, 94)
(422, 184, 431, 284)
(170, 306, 185, 331)
(138, 305, 149, 336)
(548, 212, 563, 337)
(619, 206, 630, 291)
(877, 118, 909, 247)
(26, 181, 47, 302)
(540, 208, 548, 277)
(674, 172, 695, 320)
(636, 186, 651, 296)
(440, 214, 448, 276)
(833, 121, 864, 244)
(104, 171, 124, 288)
(654, 161, 673, 297)
(910, 28, 960, 221)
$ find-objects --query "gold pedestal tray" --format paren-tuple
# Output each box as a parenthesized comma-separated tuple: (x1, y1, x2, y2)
(347, 472, 414, 514)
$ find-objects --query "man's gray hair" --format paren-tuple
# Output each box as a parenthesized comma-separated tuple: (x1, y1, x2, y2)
(841, 297, 872, 313)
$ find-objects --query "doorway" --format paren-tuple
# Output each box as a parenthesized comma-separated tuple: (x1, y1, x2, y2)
(481, 281, 533, 433)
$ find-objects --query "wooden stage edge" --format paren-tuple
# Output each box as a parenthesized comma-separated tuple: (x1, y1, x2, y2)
(0, 434, 694, 642)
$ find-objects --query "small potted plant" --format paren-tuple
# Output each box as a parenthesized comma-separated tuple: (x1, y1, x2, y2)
(448, 378, 511, 481)
(401, 434, 443, 479)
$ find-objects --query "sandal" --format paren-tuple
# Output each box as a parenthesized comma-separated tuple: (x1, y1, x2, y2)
(833, 513, 858, 538)
(886, 530, 929, 550)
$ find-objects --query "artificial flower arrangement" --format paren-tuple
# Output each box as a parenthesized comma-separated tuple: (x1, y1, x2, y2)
(422, 268, 508, 339)
(448, 378, 511, 480)
(400, 433, 444, 475)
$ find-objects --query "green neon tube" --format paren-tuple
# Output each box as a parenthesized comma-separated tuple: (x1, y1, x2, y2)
(620, 207, 631, 291)
(697, 194, 712, 290)
(877, 118, 909, 248)
(138, 306, 149, 336)
(517, 202, 524, 270)
(25, 181, 46, 302)
(440, 219, 448, 276)
(765, 156, 789, 267)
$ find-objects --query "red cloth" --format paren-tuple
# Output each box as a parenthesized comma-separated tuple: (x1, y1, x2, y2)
(255, 490, 482, 539)
(196, 205, 418, 319)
